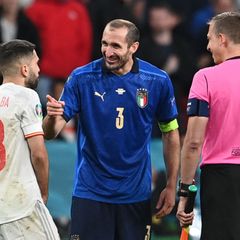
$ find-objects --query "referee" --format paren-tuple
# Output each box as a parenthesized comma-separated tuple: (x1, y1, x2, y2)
(177, 11, 240, 240)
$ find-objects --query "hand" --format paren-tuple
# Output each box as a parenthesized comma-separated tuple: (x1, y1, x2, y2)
(42, 194, 48, 205)
(46, 94, 65, 117)
(176, 197, 194, 227)
(154, 187, 175, 218)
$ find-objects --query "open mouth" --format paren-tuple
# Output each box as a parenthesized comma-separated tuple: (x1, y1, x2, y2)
(106, 58, 118, 65)
(104, 55, 119, 64)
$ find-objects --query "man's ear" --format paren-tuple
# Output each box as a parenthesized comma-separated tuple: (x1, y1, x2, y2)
(130, 41, 139, 54)
(20, 65, 28, 77)
(218, 33, 228, 47)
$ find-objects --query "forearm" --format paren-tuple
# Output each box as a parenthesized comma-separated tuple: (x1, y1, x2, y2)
(42, 115, 64, 139)
(31, 150, 49, 204)
(180, 116, 208, 184)
(162, 129, 180, 189)
(180, 139, 202, 184)
(154, 129, 180, 218)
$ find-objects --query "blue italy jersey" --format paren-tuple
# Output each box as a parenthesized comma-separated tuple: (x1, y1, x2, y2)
(60, 58, 178, 203)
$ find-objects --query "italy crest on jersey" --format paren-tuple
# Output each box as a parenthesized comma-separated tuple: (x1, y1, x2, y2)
(136, 88, 148, 108)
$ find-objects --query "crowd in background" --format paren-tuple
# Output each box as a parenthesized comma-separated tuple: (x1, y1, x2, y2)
(0, 0, 239, 139)
(0, 0, 239, 238)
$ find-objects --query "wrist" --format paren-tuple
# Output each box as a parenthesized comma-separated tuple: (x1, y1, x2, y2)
(177, 179, 195, 197)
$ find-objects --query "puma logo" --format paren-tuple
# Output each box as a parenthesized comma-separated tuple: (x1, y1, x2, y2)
(94, 91, 106, 101)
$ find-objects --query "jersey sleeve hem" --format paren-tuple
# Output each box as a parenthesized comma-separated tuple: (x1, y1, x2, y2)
(25, 132, 44, 139)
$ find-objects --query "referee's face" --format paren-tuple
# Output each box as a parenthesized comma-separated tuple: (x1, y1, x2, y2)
(101, 26, 138, 75)
(207, 23, 224, 64)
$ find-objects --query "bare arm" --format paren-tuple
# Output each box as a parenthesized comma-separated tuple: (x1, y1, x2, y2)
(155, 128, 180, 218)
(42, 95, 67, 139)
(177, 116, 208, 226)
(27, 135, 49, 204)
(181, 116, 208, 184)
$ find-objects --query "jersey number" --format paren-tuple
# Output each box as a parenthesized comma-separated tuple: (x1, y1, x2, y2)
(116, 107, 124, 129)
(144, 225, 151, 240)
(0, 120, 6, 171)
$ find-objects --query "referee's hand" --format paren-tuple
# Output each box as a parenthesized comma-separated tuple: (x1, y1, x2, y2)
(177, 197, 194, 227)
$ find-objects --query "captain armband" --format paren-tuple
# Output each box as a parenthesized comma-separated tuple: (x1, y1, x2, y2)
(158, 119, 178, 133)
(187, 98, 209, 117)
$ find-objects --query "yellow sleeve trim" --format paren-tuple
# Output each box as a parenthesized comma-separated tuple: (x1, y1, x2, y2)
(158, 119, 178, 133)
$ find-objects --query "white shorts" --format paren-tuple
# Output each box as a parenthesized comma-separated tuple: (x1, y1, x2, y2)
(0, 201, 60, 240)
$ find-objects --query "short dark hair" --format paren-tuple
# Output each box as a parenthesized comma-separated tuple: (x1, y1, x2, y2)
(106, 19, 140, 46)
(0, 39, 36, 76)
(208, 11, 240, 44)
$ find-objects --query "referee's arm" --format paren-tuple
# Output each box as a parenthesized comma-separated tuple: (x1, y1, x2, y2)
(181, 116, 208, 185)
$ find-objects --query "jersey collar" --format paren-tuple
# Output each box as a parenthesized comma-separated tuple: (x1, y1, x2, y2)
(225, 56, 240, 61)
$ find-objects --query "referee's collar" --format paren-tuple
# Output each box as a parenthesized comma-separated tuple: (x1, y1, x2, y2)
(225, 56, 240, 61)
(102, 56, 139, 74)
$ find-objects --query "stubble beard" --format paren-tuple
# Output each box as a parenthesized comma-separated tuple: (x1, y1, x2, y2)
(104, 55, 128, 72)
(25, 72, 39, 89)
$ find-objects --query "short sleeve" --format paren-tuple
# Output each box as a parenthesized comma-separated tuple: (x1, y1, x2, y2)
(21, 90, 43, 138)
(59, 71, 81, 122)
(189, 70, 209, 102)
(156, 73, 178, 123)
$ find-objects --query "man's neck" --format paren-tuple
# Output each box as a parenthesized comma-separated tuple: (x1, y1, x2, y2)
(3, 77, 24, 87)
(223, 44, 240, 61)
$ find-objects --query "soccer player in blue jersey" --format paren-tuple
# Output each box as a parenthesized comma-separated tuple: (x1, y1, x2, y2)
(43, 19, 180, 240)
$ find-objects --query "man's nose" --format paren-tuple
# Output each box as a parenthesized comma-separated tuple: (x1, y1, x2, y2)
(105, 47, 114, 57)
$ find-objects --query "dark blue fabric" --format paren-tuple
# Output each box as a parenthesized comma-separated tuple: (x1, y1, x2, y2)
(187, 98, 209, 117)
(70, 197, 151, 240)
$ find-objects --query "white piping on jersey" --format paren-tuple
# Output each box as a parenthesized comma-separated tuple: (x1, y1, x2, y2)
(35, 201, 59, 240)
